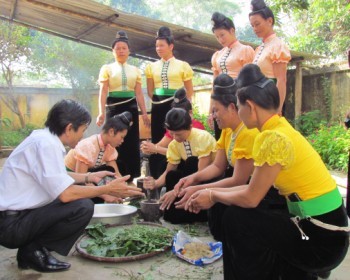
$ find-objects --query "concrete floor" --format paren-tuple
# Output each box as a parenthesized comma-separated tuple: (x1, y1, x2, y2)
(0, 157, 349, 279)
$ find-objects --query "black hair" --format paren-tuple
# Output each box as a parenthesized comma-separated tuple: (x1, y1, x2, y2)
(171, 88, 192, 111)
(103, 111, 133, 133)
(45, 99, 91, 136)
(112, 30, 129, 49)
(164, 108, 192, 131)
(236, 64, 279, 110)
(211, 12, 235, 32)
(211, 73, 238, 107)
(249, 0, 275, 25)
(156, 26, 174, 45)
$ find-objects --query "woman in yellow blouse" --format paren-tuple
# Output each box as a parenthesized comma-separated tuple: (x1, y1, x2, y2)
(145, 26, 194, 178)
(249, 0, 291, 113)
(209, 12, 255, 140)
(187, 64, 349, 280)
(143, 108, 216, 224)
(174, 73, 258, 240)
(97, 31, 150, 181)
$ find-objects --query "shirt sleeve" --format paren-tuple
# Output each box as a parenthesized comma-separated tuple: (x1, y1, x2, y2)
(215, 129, 226, 150)
(74, 140, 98, 166)
(211, 51, 219, 73)
(270, 41, 291, 64)
(135, 67, 142, 84)
(98, 64, 109, 83)
(144, 63, 153, 79)
(167, 141, 181, 165)
(253, 130, 294, 169)
(196, 133, 216, 158)
(34, 142, 74, 199)
(241, 45, 255, 65)
(233, 128, 258, 160)
(182, 61, 194, 81)
(104, 144, 118, 162)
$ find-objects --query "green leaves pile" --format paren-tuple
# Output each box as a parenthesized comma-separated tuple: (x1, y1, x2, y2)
(80, 223, 173, 258)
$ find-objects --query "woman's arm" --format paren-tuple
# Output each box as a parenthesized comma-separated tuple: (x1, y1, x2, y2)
(198, 154, 213, 171)
(186, 163, 282, 212)
(106, 160, 122, 177)
(146, 78, 155, 99)
(184, 79, 194, 100)
(134, 82, 150, 127)
(97, 81, 109, 126)
(272, 63, 287, 113)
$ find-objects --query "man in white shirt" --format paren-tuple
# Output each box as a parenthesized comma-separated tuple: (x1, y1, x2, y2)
(0, 99, 143, 273)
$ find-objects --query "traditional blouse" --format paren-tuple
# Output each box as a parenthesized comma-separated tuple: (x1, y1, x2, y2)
(211, 41, 255, 78)
(252, 115, 335, 200)
(144, 57, 193, 90)
(65, 134, 118, 171)
(98, 61, 142, 91)
(167, 128, 216, 165)
(253, 34, 291, 78)
(216, 124, 259, 167)
(165, 119, 205, 139)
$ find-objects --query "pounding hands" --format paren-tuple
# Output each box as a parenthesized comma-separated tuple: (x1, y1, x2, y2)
(185, 189, 214, 214)
(159, 190, 177, 210)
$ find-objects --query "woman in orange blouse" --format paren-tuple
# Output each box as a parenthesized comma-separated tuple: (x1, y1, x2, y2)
(249, 0, 291, 113)
(65, 112, 133, 203)
(210, 12, 254, 139)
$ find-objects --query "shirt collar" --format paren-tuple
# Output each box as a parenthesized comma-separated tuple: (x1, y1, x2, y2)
(263, 33, 276, 43)
(261, 114, 280, 131)
(44, 128, 66, 154)
(161, 56, 175, 63)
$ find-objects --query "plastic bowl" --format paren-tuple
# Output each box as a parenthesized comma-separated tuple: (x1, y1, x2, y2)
(89, 204, 138, 226)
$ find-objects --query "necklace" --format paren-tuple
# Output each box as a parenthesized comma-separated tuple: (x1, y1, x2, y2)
(94, 135, 105, 168)
(227, 123, 245, 167)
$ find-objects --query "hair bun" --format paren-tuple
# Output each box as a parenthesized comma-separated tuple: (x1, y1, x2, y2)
(157, 26, 172, 38)
(173, 88, 187, 104)
(213, 74, 237, 96)
(164, 108, 190, 131)
(118, 111, 133, 127)
(236, 64, 265, 88)
(112, 30, 129, 48)
(116, 30, 128, 41)
(251, 0, 267, 11)
(211, 12, 226, 26)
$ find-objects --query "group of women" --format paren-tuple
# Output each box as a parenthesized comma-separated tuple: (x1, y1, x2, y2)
(68, 0, 348, 279)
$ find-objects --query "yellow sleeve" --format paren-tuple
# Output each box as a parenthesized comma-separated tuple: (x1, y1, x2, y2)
(182, 61, 194, 81)
(233, 128, 258, 160)
(144, 63, 153, 79)
(215, 128, 227, 150)
(136, 67, 142, 84)
(98, 64, 109, 83)
(196, 133, 216, 158)
(166, 141, 181, 165)
(253, 130, 294, 169)
(270, 40, 291, 64)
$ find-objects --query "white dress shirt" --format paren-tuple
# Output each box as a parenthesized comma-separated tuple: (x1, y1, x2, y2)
(0, 128, 74, 210)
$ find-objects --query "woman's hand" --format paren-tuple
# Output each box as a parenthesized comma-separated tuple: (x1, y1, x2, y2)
(159, 190, 177, 210)
(100, 194, 123, 203)
(140, 140, 156, 155)
(175, 185, 201, 209)
(173, 175, 196, 195)
(90, 171, 115, 184)
(143, 176, 157, 190)
(142, 114, 151, 128)
(96, 113, 105, 127)
(185, 189, 214, 213)
(107, 175, 144, 198)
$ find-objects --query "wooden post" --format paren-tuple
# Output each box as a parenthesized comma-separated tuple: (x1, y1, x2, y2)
(295, 62, 303, 119)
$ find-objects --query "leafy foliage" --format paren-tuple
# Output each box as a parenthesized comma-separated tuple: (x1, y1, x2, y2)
(1, 124, 38, 146)
(82, 223, 173, 257)
(307, 124, 350, 172)
(294, 110, 326, 136)
(192, 105, 214, 136)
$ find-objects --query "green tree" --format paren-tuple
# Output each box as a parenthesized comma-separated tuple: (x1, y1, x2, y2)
(267, 0, 350, 59)
(0, 21, 32, 128)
